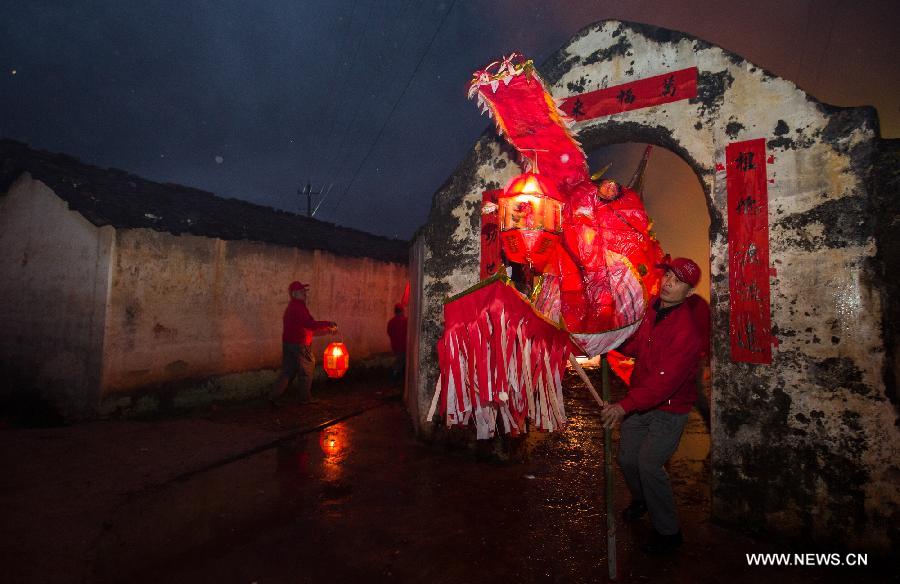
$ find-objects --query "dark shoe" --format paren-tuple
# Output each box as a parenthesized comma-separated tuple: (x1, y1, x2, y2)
(298, 398, 320, 405)
(642, 529, 683, 554)
(622, 500, 648, 521)
(268, 398, 283, 409)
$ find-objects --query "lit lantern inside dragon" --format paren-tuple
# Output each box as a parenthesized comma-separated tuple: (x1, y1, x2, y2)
(427, 54, 665, 439)
(497, 172, 562, 271)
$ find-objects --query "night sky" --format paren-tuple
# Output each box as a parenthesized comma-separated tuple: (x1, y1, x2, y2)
(2, 0, 897, 239)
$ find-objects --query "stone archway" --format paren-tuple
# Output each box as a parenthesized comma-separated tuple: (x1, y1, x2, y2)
(415, 20, 896, 550)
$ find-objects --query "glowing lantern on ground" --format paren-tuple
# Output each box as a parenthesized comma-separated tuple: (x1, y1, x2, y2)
(324, 342, 349, 378)
(498, 172, 562, 272)
(318, 424, 349, 462)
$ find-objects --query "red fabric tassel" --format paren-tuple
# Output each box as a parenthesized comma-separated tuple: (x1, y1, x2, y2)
(431, 278, 577, 438)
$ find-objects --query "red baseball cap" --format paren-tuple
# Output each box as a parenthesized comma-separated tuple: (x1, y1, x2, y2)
(288, 281, 310, 292)
(656, 257, 701, 287)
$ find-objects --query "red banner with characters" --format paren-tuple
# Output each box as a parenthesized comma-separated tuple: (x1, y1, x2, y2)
(480, 189, 502, 280)
(726, 138, 773, 364)
(559, 67, 698, 122)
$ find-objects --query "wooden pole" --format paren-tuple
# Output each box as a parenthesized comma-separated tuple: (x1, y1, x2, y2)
(568, 354, 605, 409)
(602, 355, 617, 579)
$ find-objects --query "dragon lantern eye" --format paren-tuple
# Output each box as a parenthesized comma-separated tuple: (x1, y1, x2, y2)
(597, 180, 621, 201)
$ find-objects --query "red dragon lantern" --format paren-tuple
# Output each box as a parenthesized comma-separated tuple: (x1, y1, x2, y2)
(429, 54, 663, 438)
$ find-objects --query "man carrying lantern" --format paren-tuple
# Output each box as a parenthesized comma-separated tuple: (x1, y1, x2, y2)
(269, 280, 337, 406)
(600, 257, 705, 554)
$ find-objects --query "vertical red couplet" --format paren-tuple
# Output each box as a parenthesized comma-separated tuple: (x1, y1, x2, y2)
(480, 189, 502, 280)
(726, 138, 772, 364)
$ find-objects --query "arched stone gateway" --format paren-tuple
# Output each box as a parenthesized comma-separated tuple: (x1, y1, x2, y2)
(411, 20, 897, 550)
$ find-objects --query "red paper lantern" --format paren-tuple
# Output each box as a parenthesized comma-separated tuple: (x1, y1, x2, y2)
(324, 342, 349, 378)
(498, 172, 562, 272)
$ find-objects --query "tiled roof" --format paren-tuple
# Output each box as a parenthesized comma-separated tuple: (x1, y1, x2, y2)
(0, 140, 408, 264)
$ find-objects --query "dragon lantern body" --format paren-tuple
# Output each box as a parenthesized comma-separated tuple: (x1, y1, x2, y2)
(470, 55, 664, 356)
(428, 54, 664, 438)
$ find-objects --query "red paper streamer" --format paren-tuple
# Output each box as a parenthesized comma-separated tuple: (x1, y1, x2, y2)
(400, 281, 410, 307)
(726, 138, 773, 364)
(480, 189, 502, 279)
(559, 67, 698, 122)
(606, 350, 634, 385)
(434, 278, 578, 438)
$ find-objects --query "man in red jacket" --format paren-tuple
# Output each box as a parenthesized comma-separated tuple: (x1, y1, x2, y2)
(600, 257, 704, 554)
(269, 281, 337, 406)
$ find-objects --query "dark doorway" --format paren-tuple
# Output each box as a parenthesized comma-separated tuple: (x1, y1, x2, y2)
(588, 142, 713, 472)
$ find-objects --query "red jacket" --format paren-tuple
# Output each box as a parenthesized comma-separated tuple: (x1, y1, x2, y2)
(282, 299, 331, 345)
(387, 315, 408, 353)
(616, 297, 704, 414)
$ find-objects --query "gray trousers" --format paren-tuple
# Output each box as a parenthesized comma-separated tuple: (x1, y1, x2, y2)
(270, 343, 315, 402)
(617, 409, 688, 535)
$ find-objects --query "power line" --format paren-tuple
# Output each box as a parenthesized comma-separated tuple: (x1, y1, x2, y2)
(311, 182, 335, 217)
(298, 180, 324, 217)
(306, 0, 365, 180)
(327, 0, 457, 220)
(318, 0, 421, 199)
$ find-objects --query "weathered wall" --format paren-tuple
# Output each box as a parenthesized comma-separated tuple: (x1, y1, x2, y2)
(102, 229, 408, 396)
(416, 139, 520, 443)
(404, 235, 426, 433)
(419, 20, 897, 550)
(873, 139, 899, 416)
(0, 175, 113, 418)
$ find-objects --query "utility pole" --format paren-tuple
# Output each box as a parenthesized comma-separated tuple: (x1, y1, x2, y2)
(298, 181, 324, 217)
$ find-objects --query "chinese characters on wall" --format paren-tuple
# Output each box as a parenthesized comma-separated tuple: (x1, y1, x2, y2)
(559, 67, 698, 121)
(480, 190, 502, 279)
(726, 138, 773, 364)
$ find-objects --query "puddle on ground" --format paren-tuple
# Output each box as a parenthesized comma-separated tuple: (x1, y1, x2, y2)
(90, 374, 728, 584)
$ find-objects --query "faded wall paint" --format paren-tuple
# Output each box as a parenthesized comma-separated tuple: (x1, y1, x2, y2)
(102, 229, 408, 394)
(0, 175, 113, 418)
(419, 20, 897, 550)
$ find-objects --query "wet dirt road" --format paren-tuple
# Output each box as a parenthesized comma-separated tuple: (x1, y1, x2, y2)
(83, 382, 884, 584)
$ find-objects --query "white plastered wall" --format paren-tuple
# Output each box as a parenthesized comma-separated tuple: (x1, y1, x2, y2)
(102, 228, 408, 394)
(0, 175, 113, 418)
